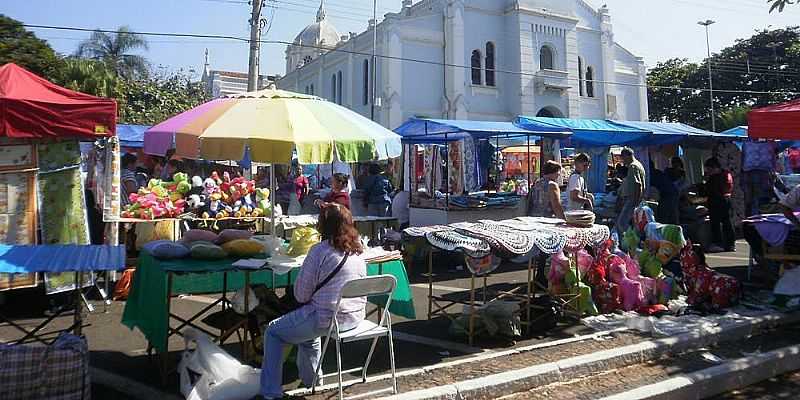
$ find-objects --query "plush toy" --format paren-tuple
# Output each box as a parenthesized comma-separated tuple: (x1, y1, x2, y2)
(680, 243, 741, 309)
(187, 194, 206, 210)
(173, 172, 191, 194)
(254, 188, 272, 217)
(210, 171, 222, 186)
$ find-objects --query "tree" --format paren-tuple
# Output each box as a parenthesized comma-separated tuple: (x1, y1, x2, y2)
(718, 106, 751, 133)
(54, 58, 119, 98)
(0, 15, 62, 78)
(117, 69, 209, 125)
(76, 26, 149, 79)
(768, 0, 796, 12)
(648, 27, 800, 130)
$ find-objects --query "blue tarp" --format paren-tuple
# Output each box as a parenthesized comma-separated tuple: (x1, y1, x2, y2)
(614, 120, 740, 146)
(515, 116, 649, 147)
(394, 118, 571, 144)
(0, 245, 126, 273)
(118, 124, 149, 148)
(721, 126, 748, 138)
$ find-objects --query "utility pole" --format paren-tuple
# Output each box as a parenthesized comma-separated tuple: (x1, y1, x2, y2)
(248, 0, 265, 91)
(370, 0, 378, 121)
(698, 19, 716, 132)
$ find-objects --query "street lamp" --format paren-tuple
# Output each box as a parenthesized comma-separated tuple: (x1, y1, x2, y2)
(698, 19, 716, 132)
(766, 41, 781, 90)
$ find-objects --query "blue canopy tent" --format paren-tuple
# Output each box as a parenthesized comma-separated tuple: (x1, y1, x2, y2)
(394, 118, 571, 144)
(616, 121, 745, 147)
(514, 116, 648, 147)
(117, 124, 149, 148)
(721, 126, 748, 138)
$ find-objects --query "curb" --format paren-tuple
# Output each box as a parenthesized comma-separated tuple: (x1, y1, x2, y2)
(377, 312, 800, 400)
(598, 344, 800, 400)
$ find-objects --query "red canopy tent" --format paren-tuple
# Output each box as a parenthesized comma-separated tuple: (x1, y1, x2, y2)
(747, 98, 800, 140)
(0, 63, 116, 138)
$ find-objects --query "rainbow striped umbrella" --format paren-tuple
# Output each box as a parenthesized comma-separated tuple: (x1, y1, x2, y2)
(144, 89, 401, 164)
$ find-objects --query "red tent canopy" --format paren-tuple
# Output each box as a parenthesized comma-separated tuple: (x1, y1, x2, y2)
(0, 63, 116, 139)
(747, 98, 800, 140)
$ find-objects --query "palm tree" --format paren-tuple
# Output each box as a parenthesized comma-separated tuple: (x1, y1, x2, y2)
(76, 26, 149, 79)
(56, 58, 119, 98)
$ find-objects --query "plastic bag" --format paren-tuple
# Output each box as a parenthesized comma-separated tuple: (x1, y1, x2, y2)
(178, 328, 261, 400)
(231, 287, 259, 315)
(287, 227, 320, 256)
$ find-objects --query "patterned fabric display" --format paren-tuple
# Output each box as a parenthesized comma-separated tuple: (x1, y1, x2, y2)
(463, 138, 479, 192)
(425, 230, 490, 259)
(680, 244, 741, 309)
(0, 333, 90, 400)
(448, 140, 465, 195)
(456, 221, 536, 256)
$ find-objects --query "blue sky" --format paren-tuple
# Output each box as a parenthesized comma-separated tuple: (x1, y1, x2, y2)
(3, 0, 800, 78)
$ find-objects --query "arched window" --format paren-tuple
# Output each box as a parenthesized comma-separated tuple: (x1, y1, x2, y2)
(310, 84, 314, 95)
(485, 42, 496, 87)
(578, 57, 585, 96)
(331, 74, 337, 102)
(305, 85, 309, 94)
(586, 66, 595, 98)
(337, 71, 343, 104)
(540, 46, 554, 70)
(363, 59, 370, 105)
(471, 50, 482, 85)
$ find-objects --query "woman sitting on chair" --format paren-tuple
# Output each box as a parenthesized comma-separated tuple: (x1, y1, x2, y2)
(259, 203, 366, 399)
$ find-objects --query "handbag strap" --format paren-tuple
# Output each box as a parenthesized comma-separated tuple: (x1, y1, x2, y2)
(309, 253, 349, 299)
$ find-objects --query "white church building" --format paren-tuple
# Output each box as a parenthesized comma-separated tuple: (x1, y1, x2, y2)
(276, 0, 649, 129)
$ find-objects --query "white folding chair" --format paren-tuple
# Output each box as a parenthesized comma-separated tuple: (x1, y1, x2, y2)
(311, 275, 398, 400)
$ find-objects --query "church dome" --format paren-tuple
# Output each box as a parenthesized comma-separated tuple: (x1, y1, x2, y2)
(292, 1, 340, 48)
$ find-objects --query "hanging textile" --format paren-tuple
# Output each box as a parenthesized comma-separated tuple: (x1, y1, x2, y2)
(38, 140, 92, 294)
(0, 141, 38, 291)
(714, 142, 745, 227)
(403, 144, 411, 191)
(423, 145, 435, 194)
(463, 138, 479, 193)
(448, 140, 465, 195)
(102, 137, 122, 221)
(578, 147, 609, 193)
(683, 147, 711, 185)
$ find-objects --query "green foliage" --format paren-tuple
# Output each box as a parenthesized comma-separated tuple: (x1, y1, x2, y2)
(647, 27, 800, 131)
(54, 58, 119, 98)
(117, 70, 210, 125)
(0, 15, 62, 77)
(76, 26, 149, 79)
(718, 106, 751, 132)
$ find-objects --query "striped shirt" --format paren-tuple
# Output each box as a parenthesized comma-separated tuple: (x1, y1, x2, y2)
(121, 169, 137, 206)
(294, 241, 367, 329)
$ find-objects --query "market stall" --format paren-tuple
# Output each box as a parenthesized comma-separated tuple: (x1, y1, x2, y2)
(404, 216, 610, 345)
(123, 88, 412, 377)
(394, 118, 571, 226)
(0, 63, 122, 343)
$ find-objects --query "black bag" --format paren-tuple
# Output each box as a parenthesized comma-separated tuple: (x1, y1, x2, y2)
(280, 254, 349, 313)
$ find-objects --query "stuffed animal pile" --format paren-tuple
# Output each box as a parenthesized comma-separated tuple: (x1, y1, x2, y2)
(121, 171, 272, 220)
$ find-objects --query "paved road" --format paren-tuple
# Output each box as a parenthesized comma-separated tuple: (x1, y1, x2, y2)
(0, 240, 764, 399)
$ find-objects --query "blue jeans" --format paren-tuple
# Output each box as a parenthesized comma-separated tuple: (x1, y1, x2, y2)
(260, 309, 327, 398)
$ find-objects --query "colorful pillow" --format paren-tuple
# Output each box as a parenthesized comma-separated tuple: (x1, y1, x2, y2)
(222, 239, 265, 257)
(190, 241, 228, 259)
(216, 229, 253, 244)
(182, 229, 219, 244)
(143, 240, 190, 259)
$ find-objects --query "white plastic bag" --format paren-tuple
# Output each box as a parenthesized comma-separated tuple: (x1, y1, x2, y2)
(231, 287, 258, 315)
(178, 328, 261, 400)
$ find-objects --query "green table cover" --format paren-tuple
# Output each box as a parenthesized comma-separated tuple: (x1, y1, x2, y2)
(121, 253, 415, 352)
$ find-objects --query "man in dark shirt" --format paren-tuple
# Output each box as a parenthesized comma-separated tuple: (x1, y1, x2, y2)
(649, 162, 679, 224)
(701, 157, 735, 252)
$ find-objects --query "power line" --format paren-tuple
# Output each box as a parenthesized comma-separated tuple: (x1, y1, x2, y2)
(21, 23, 800, 96)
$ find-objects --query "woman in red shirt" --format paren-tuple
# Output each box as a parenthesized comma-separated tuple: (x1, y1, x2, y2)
(315, 173, 351, 210)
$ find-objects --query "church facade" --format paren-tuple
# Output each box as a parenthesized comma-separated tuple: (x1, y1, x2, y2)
(276, 0, 649, 129)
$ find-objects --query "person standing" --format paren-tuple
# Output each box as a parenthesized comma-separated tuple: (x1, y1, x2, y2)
(701, 157, 736, 252)
(120, 153, 139, 206)
(259, 204, 366, 399)
(363, 163, 394, 217)
(528, 161, 566, 219)
(292, 165, 310, 214)
(315, 173, 351, 210)
(566, 153, 594, 211)
(616, 147, 645, 233)
(649, 161, 679, 225)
